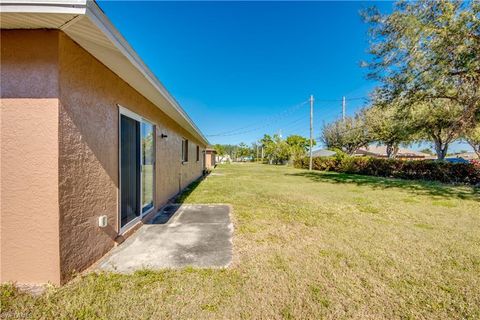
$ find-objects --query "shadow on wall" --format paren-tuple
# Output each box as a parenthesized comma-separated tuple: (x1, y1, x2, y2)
(148, 173, 209, 224)
(286, 171, 480, 201)
(175, 176, 205, 204)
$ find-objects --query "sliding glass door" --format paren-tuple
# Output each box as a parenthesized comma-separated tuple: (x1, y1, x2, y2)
(141, 121, 154, 214)
(120, 114, 141, 228)
(119, 107, 155, 231)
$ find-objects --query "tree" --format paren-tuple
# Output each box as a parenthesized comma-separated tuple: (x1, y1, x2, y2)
(322, 114, 370, 155)
(285, 135, 313, 162)
(464, 123, 480, 158)
(213, 144, 237, 162)
(236, 142, 252, 161)
(271, 134, 290, 164)
(363, 0, 480, 156)
(408, 99, 466, 159)
(213, 144, 226, 156)
(260, 134, 274, 162)
(260, 134, 290, 164)
(251, 141, 260, 161)
(364, 104, 412, 158)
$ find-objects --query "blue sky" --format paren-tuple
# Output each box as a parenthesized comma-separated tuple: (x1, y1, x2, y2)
(98, 1, 472, 153)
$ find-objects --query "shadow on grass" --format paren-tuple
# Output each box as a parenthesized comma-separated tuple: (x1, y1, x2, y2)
(287, 171, 480, 201)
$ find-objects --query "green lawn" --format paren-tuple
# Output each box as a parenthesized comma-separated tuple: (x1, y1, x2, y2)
(142, 164, 153, 208)
(2, 163, 480, 319)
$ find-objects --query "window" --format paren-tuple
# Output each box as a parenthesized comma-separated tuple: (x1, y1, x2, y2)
(182, 139, 189, 162)
(196, 145, 200, 162)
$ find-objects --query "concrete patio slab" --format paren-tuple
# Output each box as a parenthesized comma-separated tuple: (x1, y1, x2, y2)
(97, 204, 233, 273)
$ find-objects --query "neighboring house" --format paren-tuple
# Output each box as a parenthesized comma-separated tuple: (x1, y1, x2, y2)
(449, 152, 479, 161)
(205, 148, 217, 169)
(355, 145, 433, 160)
(1, 0, 209, 285)
(444, 157, 470, 164)
(312, 149, 336, 158)
(216, 154, 232, 164)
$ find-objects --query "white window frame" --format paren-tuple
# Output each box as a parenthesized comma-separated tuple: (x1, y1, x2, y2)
(118, 105, 156, 234)
(182, 138, 189, 163)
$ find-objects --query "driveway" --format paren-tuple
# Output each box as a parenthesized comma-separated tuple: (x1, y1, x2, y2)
(97, 204, 233, 273)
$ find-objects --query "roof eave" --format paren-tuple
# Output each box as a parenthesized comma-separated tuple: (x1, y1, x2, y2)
(1, 0, 209, 146)
(0, 0, 87, 14)
(84, 1, 209, 145)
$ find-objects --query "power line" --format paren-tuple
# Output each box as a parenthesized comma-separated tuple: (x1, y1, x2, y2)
(281, 118, 309, 132)
(252, 99, 358, 142)
(314, 96, 366, 102)
(206, 96, 368, 137)
(206, 100, 309, 137)
(211, 114, 310, 137)
(260, 104, 341, 137)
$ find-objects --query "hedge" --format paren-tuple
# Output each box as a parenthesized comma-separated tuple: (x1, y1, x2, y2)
(293, 156, 480, 185)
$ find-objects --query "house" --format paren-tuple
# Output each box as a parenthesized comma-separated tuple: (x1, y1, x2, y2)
(448, 152, 479, 161)
(205, 148, 217, 169)
(312, 149, 336, 158)
(1, 0, 209, 285)
(355, 145, 433, 160)
(216, 154, 232, 164)
(444, 157, 470, 164)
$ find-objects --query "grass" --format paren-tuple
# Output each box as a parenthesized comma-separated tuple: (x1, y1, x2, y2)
(142, 164, 153, 208)
(2, 163, 480, 319)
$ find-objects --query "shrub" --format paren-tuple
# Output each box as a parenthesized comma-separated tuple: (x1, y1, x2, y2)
(471, 159, 480, 169)
(293, 156, 480, 185)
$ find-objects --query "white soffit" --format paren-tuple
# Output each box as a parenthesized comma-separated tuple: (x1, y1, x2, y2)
(0, 0, 209, 145)
(0, 12, 75, 28)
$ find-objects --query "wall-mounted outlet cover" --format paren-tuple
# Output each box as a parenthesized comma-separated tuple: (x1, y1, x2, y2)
(98, 215, 108, 228)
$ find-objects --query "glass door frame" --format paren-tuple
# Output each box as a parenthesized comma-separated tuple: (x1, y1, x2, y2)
(118, 105, 156, 234)
(140, 119, 155, 215)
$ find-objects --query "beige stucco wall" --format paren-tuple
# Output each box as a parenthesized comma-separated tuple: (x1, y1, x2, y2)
(1, 30, 61, 284)
(0, 30, 59, 99)
(1, 30, 206, 285)
(57, 32, 206, 282)
(205, 151, 216, 169)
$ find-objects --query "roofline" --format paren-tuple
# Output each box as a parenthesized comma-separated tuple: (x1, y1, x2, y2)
(0, 0, 87, 14)
(356, 148, 429, 157)
(1, 0, 210, 146)
(84, 1, 209, 145)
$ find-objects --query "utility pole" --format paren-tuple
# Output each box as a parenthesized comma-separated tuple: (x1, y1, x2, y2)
(309, 94, 314, 171)
(342, 96, 346, 121)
